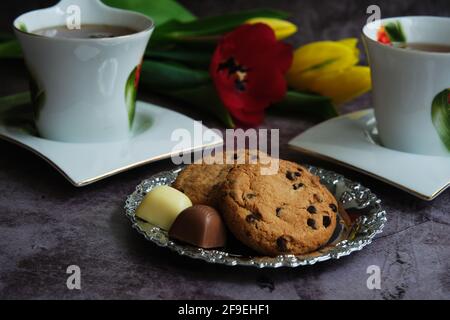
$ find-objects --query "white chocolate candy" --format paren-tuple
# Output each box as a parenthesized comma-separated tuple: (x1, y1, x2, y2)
(135, 186, 192, 230)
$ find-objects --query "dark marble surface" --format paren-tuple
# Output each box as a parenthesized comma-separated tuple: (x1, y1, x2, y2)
(0, 1, 449, 300)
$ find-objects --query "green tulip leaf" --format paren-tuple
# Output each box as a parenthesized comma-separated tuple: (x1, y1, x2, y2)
(384, 21, 406, 43)
(0, 91, 31, 113)
(134, 61, 233, 127)
(102, 0, 195, 25)
(146, 48, 212, 68)
(431, 88, 450, 152)
(270, 91, 338, 119)
(0, 92, 37, 135)
(153, 9, 289, 42)
(0, 40, 22, 59)
(0, 67, 45, 122)
(140, 60, 210, 91)
(167, 85, 235, 128)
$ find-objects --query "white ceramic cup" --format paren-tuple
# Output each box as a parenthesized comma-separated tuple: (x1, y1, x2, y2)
(14, 0, 154, 143)
(363, 16, 450, 157)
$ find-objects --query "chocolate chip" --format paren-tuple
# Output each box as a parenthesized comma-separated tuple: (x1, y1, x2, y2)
(329, 203, 337, 212)
(286, 171, 296, 181)
(293, 183, 304, 190)
(276, 207, 282, 217)
(276, 236, 289, 252)
(246, 212, 262, 223)
(228, 191, 237, 198)
(246, 193, 256, 199)
(307, 218, 316, 229)
(307, 206, 316, 214)
(323, 216, 331, 228)
(313, 194, 323, 203)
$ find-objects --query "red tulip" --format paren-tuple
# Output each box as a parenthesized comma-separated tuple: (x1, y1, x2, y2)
(210, 23, 293, 126)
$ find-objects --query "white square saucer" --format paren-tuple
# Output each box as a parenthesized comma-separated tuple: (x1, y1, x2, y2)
(0, 101, 223, 186)
(289, 109, 450, 201)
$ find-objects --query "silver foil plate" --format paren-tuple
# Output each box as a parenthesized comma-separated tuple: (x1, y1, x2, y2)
(125, 165, 387, 268)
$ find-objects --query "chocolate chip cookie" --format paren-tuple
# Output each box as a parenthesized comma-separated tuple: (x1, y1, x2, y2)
(172, 149, 271, 206)
(220, 159, 337, 256)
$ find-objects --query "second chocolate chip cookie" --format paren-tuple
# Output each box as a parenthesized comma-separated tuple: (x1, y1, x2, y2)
(172, 149, 271, 206)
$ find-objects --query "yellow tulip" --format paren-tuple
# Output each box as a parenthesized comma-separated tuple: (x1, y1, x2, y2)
(287, 38, 371, 105)
(246, 17, 297, 40)
(308, 66, 371, 105)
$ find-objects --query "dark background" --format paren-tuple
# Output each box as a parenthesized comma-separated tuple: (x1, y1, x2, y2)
(0, 1, 449, 300)
(1, 0, 450, 43)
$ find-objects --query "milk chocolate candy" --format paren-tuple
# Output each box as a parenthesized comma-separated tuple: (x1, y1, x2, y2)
(169, 205, 227, 248)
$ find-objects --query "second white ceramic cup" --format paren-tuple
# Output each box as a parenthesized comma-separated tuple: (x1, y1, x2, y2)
(363, 16, 450, 157)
